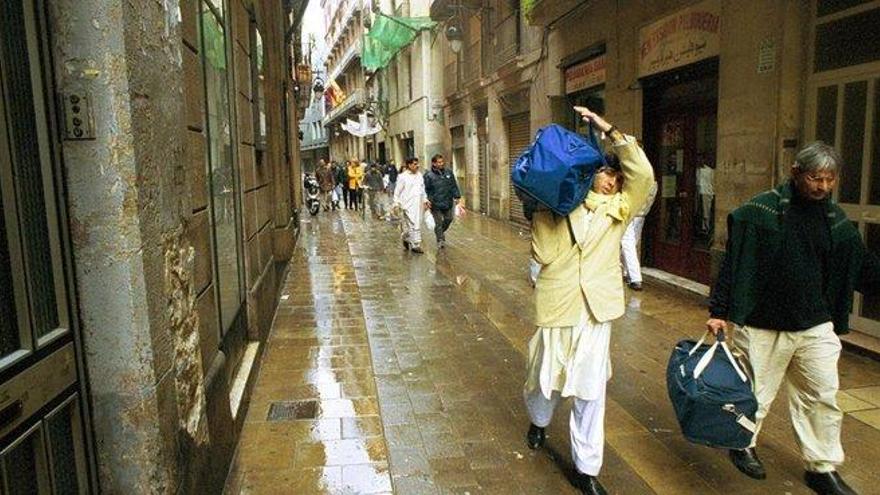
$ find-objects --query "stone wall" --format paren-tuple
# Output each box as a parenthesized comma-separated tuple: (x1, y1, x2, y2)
(49, 0, 300, 491)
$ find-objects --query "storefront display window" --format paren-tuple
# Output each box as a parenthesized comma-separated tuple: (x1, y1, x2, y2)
(570, 90, 605, 137)
(200, 0, 243, 333)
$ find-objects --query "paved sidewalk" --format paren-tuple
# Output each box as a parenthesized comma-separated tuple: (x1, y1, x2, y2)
(225, 210, 880, 494)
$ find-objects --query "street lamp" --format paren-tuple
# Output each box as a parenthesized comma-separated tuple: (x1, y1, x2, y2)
(445, 24, 463, 54)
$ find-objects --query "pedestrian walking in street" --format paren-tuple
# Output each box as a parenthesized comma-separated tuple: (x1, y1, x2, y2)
(347, 159, 363, 210)
(620, 180, 657, 290)
(385, 160, 399, 196)
(357, 159, 368, 211)
(393, 156, 426, 254)
(315, 159, 336, 212)
(424, 154, 461, 249)
(525, 106, 654, 495)
(706, 141, 880, 495)
(364, 163, 386, 219)
(335, 160, 348, 210)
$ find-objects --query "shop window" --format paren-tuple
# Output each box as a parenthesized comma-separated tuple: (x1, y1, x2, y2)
(871, 78, 880, 206)
(817, 0, 872, 17)
(570, 88, 605, 137)
(814, 7, 880, 72)
(839, 80, 866, 204)
(861, 223, 880, 319)
(200, 0, 243, 333)
(815, 85, 838, 145)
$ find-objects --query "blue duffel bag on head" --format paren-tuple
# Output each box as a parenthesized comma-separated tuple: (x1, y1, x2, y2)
(667, 330, 758, 450)
(512, 123, 606, 218)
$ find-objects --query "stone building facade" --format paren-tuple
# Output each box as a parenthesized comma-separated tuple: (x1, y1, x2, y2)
(368, 0, 447, 169)
(0, 0, 306, 492)
(323, 0, 370, 161)
(430, 0, 880, 344)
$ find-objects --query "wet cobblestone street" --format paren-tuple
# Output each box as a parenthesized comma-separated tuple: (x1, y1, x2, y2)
(225, 210, 880, 494)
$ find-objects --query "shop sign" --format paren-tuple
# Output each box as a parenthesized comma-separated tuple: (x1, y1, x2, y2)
(565, 54, 607, 94)
(638, 0, 721, 77)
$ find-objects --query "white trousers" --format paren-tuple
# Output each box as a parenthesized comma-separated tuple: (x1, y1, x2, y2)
(620, 216, 646, 283)
(400, 211, 421, 246)
(733, 322, 844, 473)
(524, 385, 607, 476)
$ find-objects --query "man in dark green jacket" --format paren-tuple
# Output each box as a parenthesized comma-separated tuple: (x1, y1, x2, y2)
(707, 142, 880, 495)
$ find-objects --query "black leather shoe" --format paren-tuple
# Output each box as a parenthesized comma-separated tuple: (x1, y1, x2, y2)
(573, 473, 607, 495)
(805, 471, 858, 495)
(402, 240, 410, 250)
(628, 281, 643, 291)
(526, 424, 545, 450)
(729, 448, 766, 480)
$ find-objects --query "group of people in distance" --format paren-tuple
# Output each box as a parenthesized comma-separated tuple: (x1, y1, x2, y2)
(312, 154, 462, 254)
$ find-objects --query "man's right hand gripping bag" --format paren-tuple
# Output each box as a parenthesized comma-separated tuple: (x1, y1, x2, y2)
(511, 124, 605, 219)
(666, 331, 758, 449)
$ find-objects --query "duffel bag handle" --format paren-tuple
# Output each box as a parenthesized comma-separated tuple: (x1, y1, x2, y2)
(691, 330, 748, 383)
(587, 123, 609, 168)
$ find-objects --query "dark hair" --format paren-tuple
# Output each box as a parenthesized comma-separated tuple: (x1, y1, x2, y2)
(602, 153, 621, 171)
(405, 156, 419, 165)
(431, 153, 444, 163)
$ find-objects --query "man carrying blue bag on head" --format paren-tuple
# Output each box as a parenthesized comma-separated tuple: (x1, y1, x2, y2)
(524, 107, 654, 495)
(706, 141, 880, 495)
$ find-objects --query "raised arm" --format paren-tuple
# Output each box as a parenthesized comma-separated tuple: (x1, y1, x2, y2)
(573, 106, 654, 217)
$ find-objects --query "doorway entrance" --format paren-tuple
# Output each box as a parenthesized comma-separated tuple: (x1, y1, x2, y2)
(643, 59, 719, 285)
(0, 0, 96, 492)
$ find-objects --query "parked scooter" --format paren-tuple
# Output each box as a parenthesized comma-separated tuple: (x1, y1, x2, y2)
(304, 173, 320, 216)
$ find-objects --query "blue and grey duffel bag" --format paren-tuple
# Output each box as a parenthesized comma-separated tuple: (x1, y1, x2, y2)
(511, 123, 606, 219)
(666, 330, 758, 449)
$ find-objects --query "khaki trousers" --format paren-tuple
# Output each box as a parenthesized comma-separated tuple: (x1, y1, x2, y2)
(733, 322, 844, 473)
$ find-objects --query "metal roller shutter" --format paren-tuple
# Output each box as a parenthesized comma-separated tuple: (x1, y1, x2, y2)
(507, 113, 530, 228)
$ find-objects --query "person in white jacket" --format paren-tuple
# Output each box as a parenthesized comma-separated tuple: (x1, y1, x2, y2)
(393, 156, 426, 254)
(620, 181, 657, 290)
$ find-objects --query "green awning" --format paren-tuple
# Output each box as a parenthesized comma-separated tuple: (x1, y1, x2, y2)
(362, 14, 436, 71)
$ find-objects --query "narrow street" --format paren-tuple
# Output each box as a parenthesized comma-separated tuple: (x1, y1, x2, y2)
(225, 211, 880, 495)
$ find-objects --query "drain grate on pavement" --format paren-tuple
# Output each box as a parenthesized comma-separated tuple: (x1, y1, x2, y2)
(267, 400, 319, 421)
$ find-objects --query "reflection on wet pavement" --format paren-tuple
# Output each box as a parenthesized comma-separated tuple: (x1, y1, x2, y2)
(225, 210, 880, 494)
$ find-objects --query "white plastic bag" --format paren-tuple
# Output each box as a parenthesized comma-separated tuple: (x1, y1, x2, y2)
(424, 211, 436, 230)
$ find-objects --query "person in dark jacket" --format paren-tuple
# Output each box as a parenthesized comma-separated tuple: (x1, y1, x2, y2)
(706, 141, 880, 495)
(334, 161, 349, 210)
(423, 154, 461, 248)
(364, 163, 386, 219)
(384, 160, 398, 195)
(315, 159, 335, 211)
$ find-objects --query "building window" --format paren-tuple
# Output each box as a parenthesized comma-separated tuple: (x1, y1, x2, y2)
(0, 0, 73, 367)
(251, 21, 267, 150)
(200, 0, 243, 333)
(407, 48, 414, 102)
(814, 5, 880, 73)
(570, 89, 605, 136)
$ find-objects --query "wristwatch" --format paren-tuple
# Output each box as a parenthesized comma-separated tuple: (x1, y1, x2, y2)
(606, 125, 624, 144)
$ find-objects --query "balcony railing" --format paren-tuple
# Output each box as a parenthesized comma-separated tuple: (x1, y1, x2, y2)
(323, 87, 365, 126)
(326, 0, 360, 53)
(443, 60, 459, 96)
(494, 10, 519, 68)
(328, 38, 361, 82)
(463, 39, 481, 83)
